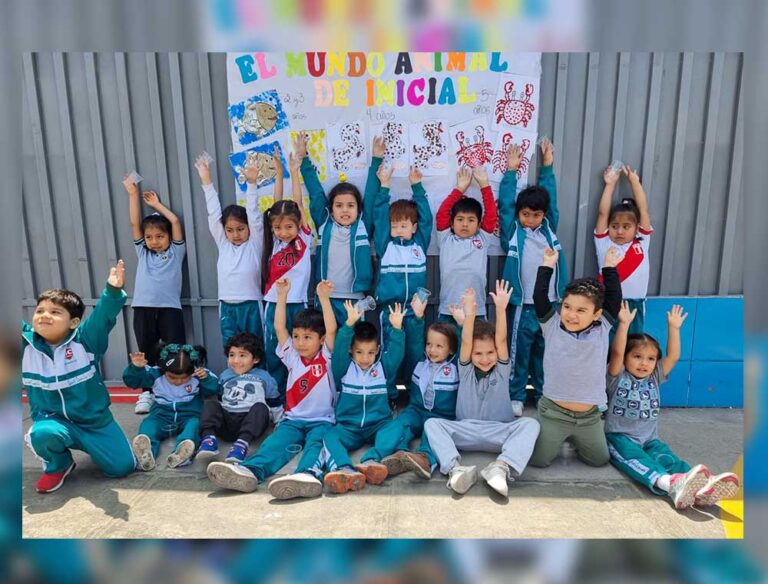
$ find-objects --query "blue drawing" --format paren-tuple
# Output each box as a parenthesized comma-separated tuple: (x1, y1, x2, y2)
(228, 89, 289, 146)
(228, 141, 288, 191)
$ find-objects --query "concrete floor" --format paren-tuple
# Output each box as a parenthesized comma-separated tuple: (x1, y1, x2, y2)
(22, 404, 743, 539)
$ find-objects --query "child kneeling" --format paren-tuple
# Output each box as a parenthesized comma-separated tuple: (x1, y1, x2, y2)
(424, 282, 540, 497)
(606, 302, 740, 509)
(124, 344, 218, 470)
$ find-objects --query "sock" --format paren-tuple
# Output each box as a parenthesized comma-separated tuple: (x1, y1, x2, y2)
(233, 439, 248, 451)
(656, 474, 672, 492)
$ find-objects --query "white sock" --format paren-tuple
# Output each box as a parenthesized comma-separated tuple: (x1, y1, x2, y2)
(656, 474, 672, 492)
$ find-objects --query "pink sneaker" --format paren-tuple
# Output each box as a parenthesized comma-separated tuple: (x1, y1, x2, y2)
(668, 464, 711, 509)
(694, 472, 740, 507)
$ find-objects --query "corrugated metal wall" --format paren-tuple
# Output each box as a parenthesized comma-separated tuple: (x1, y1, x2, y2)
(22, 52, 744, 380)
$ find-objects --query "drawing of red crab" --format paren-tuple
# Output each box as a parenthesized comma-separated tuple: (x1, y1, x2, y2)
(491, 133, 532, 178)
(495, 81, 535, 128)
(455, 126, 493, 168)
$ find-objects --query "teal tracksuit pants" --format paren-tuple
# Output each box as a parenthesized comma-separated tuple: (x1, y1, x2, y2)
(219, 300, 264, 349)
(26, 416, 135, 476)
(323, 419, 392, 472)
(359, 405, 440, 466)
(379, 310, 420, 395)
(264, 301, 308, 398)
(138, 406, 201, 457)
(606, 432, 691, 495)
(508, 304, 545, 403)
(240, 418, 332, 481)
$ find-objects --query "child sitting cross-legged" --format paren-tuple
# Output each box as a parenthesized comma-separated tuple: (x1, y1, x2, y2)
(321, 300, 407, 494)
(423, 282, 541, 497)
(196, 332, 280, 464)
(207, 279, 338, 500)
(606, 302, 741, 509)
(124, 344, 219, 470)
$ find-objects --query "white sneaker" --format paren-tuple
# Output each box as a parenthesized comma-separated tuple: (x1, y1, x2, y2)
(132, 434, 155, 471)
(447, 464, 477, 494)
(481, 461, 513, 497)
(668, 464, 711, 509)
(511, 400, 524, 417)
(134, 391, 153, 414)
(167, 439, 195, 468)
(207, 462, 259, 493)
(268, 472, 323, 500)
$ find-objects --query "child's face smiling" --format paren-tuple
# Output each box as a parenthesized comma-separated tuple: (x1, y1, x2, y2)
(224, 218, 250, 245)
(624, 343, 659, 379)
(331, 194, 359, 226)
(426, 329, 452, 363)
(351, 339, 378, 370)
(560, 294, 603, 332)
(144, 226, 171, 253)
(471, 337, 498, 372)
(452, 212, 480, 238)
(33, 300, 79, 344)
(272, 216, 299, 244)
(390, 218, 417, 241)
(227, 347, 258, 375)
(608, 213, 638, 245)
(292, 328, 324, 360)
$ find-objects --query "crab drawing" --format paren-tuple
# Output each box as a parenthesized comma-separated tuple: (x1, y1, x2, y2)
(237, 101, 279, 138)
(455, 126, 493, 168)
(491, 133, 532, 178)
(495, 81, 535, 128)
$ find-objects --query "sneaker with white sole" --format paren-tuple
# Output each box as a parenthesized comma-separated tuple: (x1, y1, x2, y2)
(132, 434, 156, 471)
(511, 400, 524, 418)
(403, 451, 432, 480)
(268, 472, 323, 500)
(134, 391, 153, 415)
(694, 472, 740, 507)
(447, 464, 477, 494)
(35, 461, 76, 493)
(207, 462, 259, 493)
(481, 460, 513, 497)
(196, 435, 219, 461)
(668, 464, 711, 509)
(167, 439, 195, 468)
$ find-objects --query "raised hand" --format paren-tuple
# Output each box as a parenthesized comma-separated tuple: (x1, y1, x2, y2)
(388, 302, 406, 330)
(461, 288, 477, 317)
(618, 300, 637, 325)
(472, 165, 489, 187)
(542, 247, 559, 268)
(604, 246, 623, 268)
(410, 293, 428, 319)
(294, 130, 309, 159)
(489, 279, 512, 310)
(456, 167, 472, 192)
(540, 137, 554, 166)
(195, 155, 212, 185)
(447, 303, 466, 326)
(343, 299, 363, 326)
(276, 278, 291, 298)
(122, 175, 140, 196)
(316, 279, 334, 300)
(376, 163, 394, 187)
(408, 165, 423, 185)
(129, 351, 148, 368)
(506, 144, 522, 172)
(108, 259, 126, 288)
(667, 304, 688, 329)
(193, 367, 208, 380)
(623, 165, 641, 185)
(603, 165, 621, 186)
(288, 151, 301, 174)
(372, 135, 386, 158)
(142, 191, 161, 209)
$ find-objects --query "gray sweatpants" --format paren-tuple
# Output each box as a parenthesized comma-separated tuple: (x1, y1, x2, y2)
(423, 417, 541, 476)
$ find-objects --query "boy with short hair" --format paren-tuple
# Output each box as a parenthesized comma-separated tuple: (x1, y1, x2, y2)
(197, 332, 280, 463)
(23, 260, 136, 493)
(367, 139, 432, 390)
(321, 300, 407, 494)
(499, 139, 566, 417)
(435, 166, 499, 324)
(423, 281, 541, 498)
(528, 247, 623, 468)
(207, 279, 338, 500)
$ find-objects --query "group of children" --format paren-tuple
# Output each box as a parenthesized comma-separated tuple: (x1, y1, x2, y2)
(22, 132, 740, 512)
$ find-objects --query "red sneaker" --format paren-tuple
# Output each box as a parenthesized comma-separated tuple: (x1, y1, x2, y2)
(35, 461, 76, 493)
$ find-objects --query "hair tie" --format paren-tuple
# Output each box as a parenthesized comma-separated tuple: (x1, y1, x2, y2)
(339, 172, 347, 182)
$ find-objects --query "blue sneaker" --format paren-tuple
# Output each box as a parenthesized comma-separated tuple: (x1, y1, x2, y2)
(225, 440, 248, 463)
(196, 435, 219, 460)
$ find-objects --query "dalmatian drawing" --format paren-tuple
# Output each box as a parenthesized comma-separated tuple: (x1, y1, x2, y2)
(331, 122, 365, 171)
(412, 121, 446, 169)
(381, 122, 406, 165)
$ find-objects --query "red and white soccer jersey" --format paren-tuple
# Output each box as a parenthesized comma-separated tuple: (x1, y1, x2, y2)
(278, 338, 336, 423)
(594, 227, 653, 299)
(263, 225, 314, 303)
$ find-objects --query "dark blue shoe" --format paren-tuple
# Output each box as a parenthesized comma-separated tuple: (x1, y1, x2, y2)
(225, 440, 248, 463)
(197, 435, 219, 460)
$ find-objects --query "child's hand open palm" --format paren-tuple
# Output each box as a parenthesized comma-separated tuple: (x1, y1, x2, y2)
(618, 300, 637, 325)
(667, 304, 688, 329)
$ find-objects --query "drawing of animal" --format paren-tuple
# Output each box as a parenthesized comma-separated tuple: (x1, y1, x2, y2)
(382, 122, 406, 164)
(412, 121, 446, 169)
(495, 81, 535, 127)
(455, 126, 493, 168)
(331, 122, 365, 171)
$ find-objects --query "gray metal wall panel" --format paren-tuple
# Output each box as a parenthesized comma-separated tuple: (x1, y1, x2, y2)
(22, 52, 744, 380)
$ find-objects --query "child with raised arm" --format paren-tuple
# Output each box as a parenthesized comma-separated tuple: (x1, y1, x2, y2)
(320, 300, 407, 494)
(499, 139, 566, 417)
(594, 164, 653, 334)
(196, 153, 264, 349)
(435, 166, 499, 325)
(606, 302, 741, 509)
(123, 177, 186, 415)
(207, 279, 338, 500)
(423, 282, 541, 498)
(124, 344, 218, 470)
(24, 260, 136, 493)
(529, 247, 623, 468)
(261, 146, 314, 396)
(372, 294, 459, 480)
(298, 130, 374, 326)
(369, 142, 433, 390)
